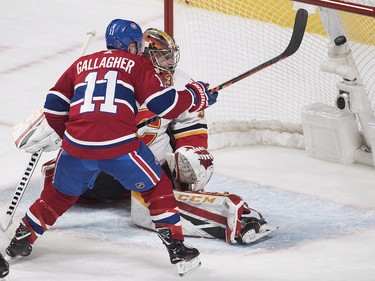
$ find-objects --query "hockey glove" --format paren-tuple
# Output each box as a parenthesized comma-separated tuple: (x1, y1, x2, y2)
(165, 146, 214, 191)
(186, 81, 218, 112)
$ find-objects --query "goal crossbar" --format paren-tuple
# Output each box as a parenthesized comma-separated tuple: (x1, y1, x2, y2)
(293, 0, 375, 17)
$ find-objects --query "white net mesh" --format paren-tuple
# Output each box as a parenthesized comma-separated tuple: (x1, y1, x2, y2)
(171, 0, 375, 148)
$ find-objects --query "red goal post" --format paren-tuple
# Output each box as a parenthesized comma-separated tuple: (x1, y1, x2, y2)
(164, 0, 375, 151)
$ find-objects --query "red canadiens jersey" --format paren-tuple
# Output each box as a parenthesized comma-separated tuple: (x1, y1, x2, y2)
(43, 49, 193, 160)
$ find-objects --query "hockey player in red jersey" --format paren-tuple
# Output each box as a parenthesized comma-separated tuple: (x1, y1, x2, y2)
(3, 19, 218, 277)
(82, 28, 277, 245)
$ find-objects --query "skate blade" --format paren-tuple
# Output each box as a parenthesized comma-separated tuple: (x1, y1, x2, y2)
(4, 254, 23, 264)
(242, 225, 278, 244)
(3, 255, 11, 263)
(0, 255, 10, 281)
(176, 256, 201, 277)
(0, 275, 11, 281)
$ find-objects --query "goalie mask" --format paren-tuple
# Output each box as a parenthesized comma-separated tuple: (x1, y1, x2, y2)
(142, 28, 180, 73)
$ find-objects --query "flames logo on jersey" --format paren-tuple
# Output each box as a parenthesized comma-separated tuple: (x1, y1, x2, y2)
(136, 108, 161, 146)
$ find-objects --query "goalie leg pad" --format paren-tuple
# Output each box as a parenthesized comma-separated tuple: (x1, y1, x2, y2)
(172, 191, 277, 244)
(132, 189, 277, 244)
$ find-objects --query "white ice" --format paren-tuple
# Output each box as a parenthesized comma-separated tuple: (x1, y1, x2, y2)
(1, 1, 375, 280)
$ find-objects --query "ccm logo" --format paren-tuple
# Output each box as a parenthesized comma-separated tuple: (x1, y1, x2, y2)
(177, 194, 216, 203)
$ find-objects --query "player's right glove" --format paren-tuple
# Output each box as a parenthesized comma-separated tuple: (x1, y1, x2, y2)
(186, 81, 218, 112)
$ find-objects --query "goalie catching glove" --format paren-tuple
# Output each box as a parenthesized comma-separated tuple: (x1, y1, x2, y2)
(186, 81, 218, 112)
(166, 146, 214, 192)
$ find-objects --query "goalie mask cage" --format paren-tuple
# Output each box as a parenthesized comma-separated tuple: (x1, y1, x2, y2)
(164, 0, 375, 150)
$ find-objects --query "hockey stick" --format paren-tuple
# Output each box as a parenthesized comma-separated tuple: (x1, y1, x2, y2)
(209, 8, 308, 92)
(80, 29, 96, 56)
(0, 149, 43, 232)
(137, 8, 308, 129)
(0, 30, 97, 233)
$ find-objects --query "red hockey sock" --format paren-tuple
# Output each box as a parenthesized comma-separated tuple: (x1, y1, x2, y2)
(23, 182, 79, 244)
(141, 171, 184, 241)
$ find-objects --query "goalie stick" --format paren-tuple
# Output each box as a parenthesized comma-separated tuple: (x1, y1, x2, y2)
(0, 30, 97, 233)
(0, 149, 43, 232)
(136, 8, 308, 129)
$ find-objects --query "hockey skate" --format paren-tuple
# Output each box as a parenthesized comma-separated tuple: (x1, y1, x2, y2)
(0, 253, 9, 278)
(5, 223, 32, 258)
(157, 228, 201, 276)
(236, 216, 278, 244)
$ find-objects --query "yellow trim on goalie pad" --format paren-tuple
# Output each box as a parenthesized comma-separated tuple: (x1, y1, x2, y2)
(131, 190, 229, 206)
(131, 191, 148, 206)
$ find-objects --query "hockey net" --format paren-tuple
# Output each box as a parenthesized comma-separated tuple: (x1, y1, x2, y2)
(165, 0, 375, 149)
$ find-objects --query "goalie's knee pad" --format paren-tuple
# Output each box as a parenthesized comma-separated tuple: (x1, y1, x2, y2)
(166, 146, 214, 191)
